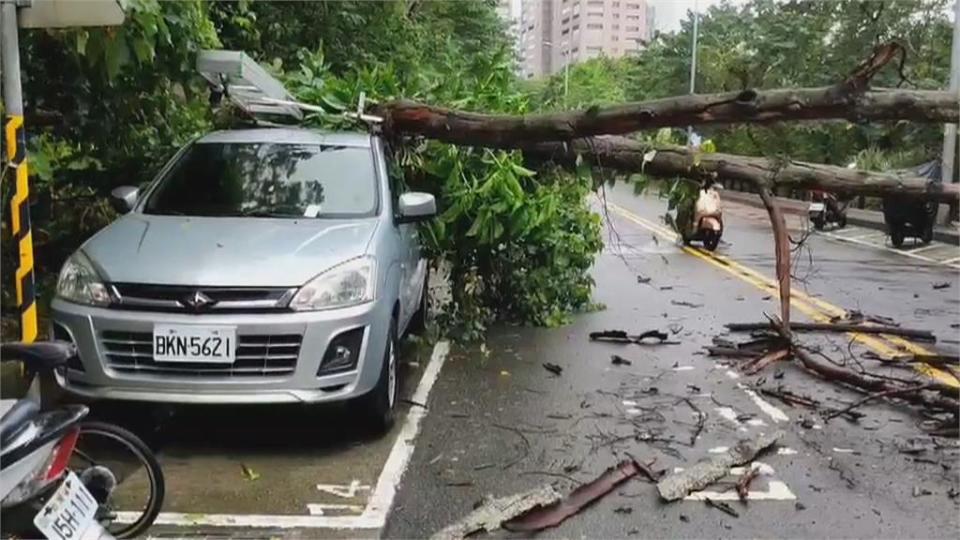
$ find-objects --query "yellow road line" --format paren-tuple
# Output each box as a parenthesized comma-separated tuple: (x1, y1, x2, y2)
(607, 202, 959, 387)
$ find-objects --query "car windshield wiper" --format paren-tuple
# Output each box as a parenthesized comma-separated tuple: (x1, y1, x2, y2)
(233, 209, 301, 218)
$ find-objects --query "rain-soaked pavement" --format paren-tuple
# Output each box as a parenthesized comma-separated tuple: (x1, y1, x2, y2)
(79, 184, 959, 538)
(383, 183, 960, 539)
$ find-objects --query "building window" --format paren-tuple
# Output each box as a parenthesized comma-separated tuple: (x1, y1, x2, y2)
(613, 13, 620, 19)
(573, 13, 580, 19)
(613, 2, 621, 6)
(588, 46, 602, 52)
(586, 23, 603, 29)
(627, 3, 641, 8)
(627, 14, 639, 20)
(587, 0, 603, 6)
(562, 28, 570, 35)
(612, 35, 619, 41)
(571, 47, 579, 53)
(626, 26, 639, 31)
(613, 24, 619, 30)
(572, 23, 580, 30)
(562, 17, 570, 24)
(588, 11, 603, 17)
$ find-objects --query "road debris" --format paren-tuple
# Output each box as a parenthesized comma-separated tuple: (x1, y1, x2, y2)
(241, 464, 260, 481)
(657, 431, 783, 501)
(726, 321, 937, 342)
(503, 459, 650, 533)
(932, 282, 951, 290)
(736, 465, 761, 502)
(829, 309, 899, 327)
(542, 363, 563, 376)
(614, 506, 633, 514)
(431, 484, 562, 540)
(589, 329, 676, 344)
(671, 300, 704, 308)
(611, 354, 632, 366)
(637, 275, 652, 284)
(912, 486, 933, 497)
(705, 497, 740, 518)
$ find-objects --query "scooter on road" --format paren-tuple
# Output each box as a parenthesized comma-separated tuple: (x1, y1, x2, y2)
(680, 182, 724, 251)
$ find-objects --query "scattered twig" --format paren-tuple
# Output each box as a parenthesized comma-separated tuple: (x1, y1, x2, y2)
(671, 300, 704, 308)
(542, 363, 563, 376)
(492, 423, 532, 470)
(705, 497, 740, 518)
(823, 384, 935, 421)
(736, 466, 760, 502)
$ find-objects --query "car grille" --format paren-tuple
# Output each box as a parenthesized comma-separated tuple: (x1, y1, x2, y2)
(100, 330, 301, 377)
(108, 283, 296, 313)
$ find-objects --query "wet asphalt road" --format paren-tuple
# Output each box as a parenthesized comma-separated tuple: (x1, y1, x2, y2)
(384, 184, 960, 539)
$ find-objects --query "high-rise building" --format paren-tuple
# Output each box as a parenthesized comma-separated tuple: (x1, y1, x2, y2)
(518, 0, 654, 79)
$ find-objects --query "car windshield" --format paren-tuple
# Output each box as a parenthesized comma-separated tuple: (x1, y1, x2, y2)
(144, 142, 377, 218)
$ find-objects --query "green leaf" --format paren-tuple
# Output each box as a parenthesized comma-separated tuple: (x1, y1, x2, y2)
(132, 37, 155, 64)
(75, 31, 89, 56)
(104, 37, 131, 80)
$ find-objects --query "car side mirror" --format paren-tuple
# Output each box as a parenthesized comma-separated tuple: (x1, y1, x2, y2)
(110, 186, 138, 214)
(396, 192, 436, 224)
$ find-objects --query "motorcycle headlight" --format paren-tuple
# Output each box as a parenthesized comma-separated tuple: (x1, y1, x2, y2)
(289, 256, 376, 311)
(56, 252, 111, 307)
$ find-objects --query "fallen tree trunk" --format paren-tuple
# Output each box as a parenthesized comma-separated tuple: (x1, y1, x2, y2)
(378, 44, 955, 148)
(379, 88, 957, 148)
(522, 136, 960, 203)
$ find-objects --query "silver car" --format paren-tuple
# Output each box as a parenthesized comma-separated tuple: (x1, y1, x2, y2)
(50, 128, 435, 430)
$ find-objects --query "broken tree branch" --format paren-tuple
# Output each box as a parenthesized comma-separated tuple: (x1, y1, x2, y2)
(727, 321, 937, 341)
(736, 465, 760, 503)
(524, 136, 960, 203)
(822, 384, 936, 421)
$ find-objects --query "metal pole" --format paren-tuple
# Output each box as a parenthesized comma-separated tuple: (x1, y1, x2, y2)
(2, 0, 39, 343)
(943, 0, 959, 222)
(687, 0, 700, 146)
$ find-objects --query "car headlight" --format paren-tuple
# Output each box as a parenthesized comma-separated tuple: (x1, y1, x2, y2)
(56, 252, 111, 306)
(289, 256, 376, 311)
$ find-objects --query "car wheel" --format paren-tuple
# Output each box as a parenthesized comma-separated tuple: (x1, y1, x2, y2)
(921, 223, 934, 244)
(890, 227, 905, 248)
(407, 267, 429, 336)
(812, 217, 825, 230)
(837, 214, 847, 229)
(357, 316, 398, 433)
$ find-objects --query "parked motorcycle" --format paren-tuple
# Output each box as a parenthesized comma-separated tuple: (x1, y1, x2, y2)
(808, 190, 848, 230)
(1, 342, 164, 539)
(680, 182, 724, 251)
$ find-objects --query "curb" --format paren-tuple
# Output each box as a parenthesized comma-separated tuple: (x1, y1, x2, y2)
(722, 190, 960, 245)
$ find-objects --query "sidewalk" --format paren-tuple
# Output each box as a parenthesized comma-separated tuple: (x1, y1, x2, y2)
(723, 190, 960, 245)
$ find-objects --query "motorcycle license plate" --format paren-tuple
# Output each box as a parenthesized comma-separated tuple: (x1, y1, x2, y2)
(33, 472, 98, 540)
(809, 202, 825, 212)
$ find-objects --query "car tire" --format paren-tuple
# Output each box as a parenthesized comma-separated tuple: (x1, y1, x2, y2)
(356, 316, 398, 433)
(837, 214, 847, 229)
(407, 267, 429, 336)
(921, 223, 934, 245)
(812, 217, 825, 230)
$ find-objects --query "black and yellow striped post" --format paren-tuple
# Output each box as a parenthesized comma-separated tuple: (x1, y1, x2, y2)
(5, 115, 37, 343)
(2, 1, 38, 343)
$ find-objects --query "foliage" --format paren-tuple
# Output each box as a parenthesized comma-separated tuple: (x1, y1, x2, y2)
(283, 46, 601, 339)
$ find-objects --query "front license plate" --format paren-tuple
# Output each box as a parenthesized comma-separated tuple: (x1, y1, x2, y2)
(33, 472, 98, 540)
(153, 324, 236, 363)
(809, 202, 825, 212)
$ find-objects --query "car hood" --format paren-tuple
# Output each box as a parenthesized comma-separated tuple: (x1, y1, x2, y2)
(82, 214, 378, 287)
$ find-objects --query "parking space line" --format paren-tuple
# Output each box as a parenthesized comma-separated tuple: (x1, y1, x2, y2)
(605, 203, 959, 388)
(905, 244, 944, 254)
(118, 340, 451, 530)
(819, 229, 960, 269)
(943, 256, 960, 265)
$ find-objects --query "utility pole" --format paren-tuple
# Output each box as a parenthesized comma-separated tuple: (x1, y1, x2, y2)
(1, 0, 37, 343)
(943, 0, 959, 222)
(687, 0, 700, 146)
(1, 0, 124, 343)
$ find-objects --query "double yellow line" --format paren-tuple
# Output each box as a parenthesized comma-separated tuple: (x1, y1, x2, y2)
(607, 202, 959, 388)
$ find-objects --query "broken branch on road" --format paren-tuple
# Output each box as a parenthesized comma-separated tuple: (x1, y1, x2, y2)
(657, 431, 783, 501)
(590, 329, 677, 345)
(726, 321, 937, 342)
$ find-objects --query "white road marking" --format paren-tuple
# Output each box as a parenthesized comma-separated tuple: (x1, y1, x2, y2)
(307, 504, 364, 516)
(117, 341, 452, 530)
(622, 400, 638, 407)
(905, 244, 944, 254)
(738, 384, 789, 423)
(777, 447, 798, 455)
(708, 446, 730, 454)
(832, 447, 855, 454)
(819, 229, 960, 269)
(672, 461, 796, 501)
(673, 365, 695, 371)
(714, 407, 742, 426)
(626, 407, 642, 415)
(725, 370, 741, 380)
(746, 418, 767, 427)
(316, 480, 370, 499)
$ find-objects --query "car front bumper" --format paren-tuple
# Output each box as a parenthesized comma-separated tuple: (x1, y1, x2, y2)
(50, 297, 391, 404)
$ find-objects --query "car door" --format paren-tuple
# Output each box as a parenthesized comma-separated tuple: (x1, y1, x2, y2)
(383, 141, 421, 330)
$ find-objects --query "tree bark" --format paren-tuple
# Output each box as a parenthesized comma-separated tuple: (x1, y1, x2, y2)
(378, 88, 957, 148)
(522, 136, 960, 203)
